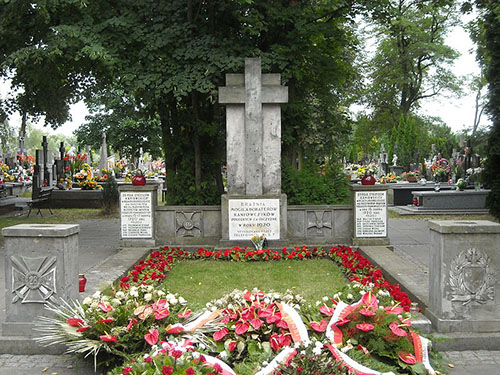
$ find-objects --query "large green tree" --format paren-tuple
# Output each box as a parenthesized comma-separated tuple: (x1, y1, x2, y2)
(1, 0, 362, 204)
(469, 0, 500, 219)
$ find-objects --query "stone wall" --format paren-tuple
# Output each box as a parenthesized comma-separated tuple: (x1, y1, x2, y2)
(154, 204, 353, 248)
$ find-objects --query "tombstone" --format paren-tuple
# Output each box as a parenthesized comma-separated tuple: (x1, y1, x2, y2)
(219, 57, 288, 246)
(54, 142, 66, 183)
(33, 143, 54, 198)
(378, 144, 388, 176)
(99, 133, 108, 172)
(2, 224, 79, 336)
(389, 143, 403, 176)
(86, 145, 93, 165)
(138, 147, 146, 171)
(427, 220, 500, 333)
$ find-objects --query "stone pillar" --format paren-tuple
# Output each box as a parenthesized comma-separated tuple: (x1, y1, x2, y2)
(427, 220, 500, 333)
(2, 224, 79, 336)
(350, 185, 390, 246)
(119, 185, 157, 247)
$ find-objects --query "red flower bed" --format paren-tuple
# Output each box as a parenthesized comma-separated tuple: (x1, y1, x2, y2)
(119, 245, 412, 311)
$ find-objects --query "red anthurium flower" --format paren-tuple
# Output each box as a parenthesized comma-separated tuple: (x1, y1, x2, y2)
(213, 327, 229, 341)
(235, 321, 250, 335)
(360, 292, 378, 310)
(356, 323, 375, 331)
(250, 318, 264, 330)
(269, 334, 280, 351)
(162, 366, 174, 375)
(228, 341, 237, 353)
(310, 320, 328, 332)
(241, 308, 253, 320)
(389, 321, 407, 337)
(76, 325, 92, 332)
(276, 319, 288, 329)
(319, 305, 335, 316)
(398, 351, 417, 364)
(67, 318, 84, 327)
(243, 290, 252, 301)
(359, 307, 376, 317)
(178, 309, 192, 319)
(258, 307, 274, 318)
(335, 318, 350, 326)
(127, 318, 138, 330)
(385, 305, 404, 315)
(166, 324, 184, 334)
(98, 317, 115, 324)
(144, 328, 160, 346)
(266, 313, 281, 324)
(98, 302, 114, 313)
(152, 299, 167, 310)
(100, 334, 117, 343)
(154, 307, 170, 320)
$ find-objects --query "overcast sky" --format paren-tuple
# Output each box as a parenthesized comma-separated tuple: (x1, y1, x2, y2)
(0, 13, 489, 138)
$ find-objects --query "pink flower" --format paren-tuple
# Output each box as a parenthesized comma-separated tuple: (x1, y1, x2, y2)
(385, 305, 404, 315)
(360, 292, 378, 310)
(320, 305, 335, 316)
(398, 351, 417, 364)
(359, 307, 376, 317)
(100, 334, 117, 343)
(250, 318, 263, 330)
(154, 307, 170, 320)
(389, 321, 407, 337)
(166, 324, 184, 334)
(356, 323, 375, 331)
(144, 356, 153, 362)
(76, 325, 92, 332)
(228, 341, 237, 353)
(127, 318, 138, 330)
(235, 321, 250, 335)
(213, 327, 229, 341)
(98, 317, 115, 323)
(309, 320, 328, 333)
(185, 369, 195, 375)
(122, 366, 132, 375)
(67, 318, 84, 327)
(98, 302, 114, 312)
(162, 366, 173, 375)
(144, 328, 159, 346)
(178, 310, 192, 319)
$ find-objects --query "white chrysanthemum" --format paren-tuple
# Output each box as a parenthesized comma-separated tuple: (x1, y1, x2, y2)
(112, 298, 121, 305)
(130, 289, 139, 298)
(92, 291, 101, 298)
(313, 347, 322, 355)
(147, 285, 154, 292)
(115, 291, 125, 299)
(347, 293, 353, 300)
(82, 297, 92, 305)
(90, 302, 98, 309)
(300, 350, 306, 355)
(264, 298, 270, 304)
(144, 293, 153, 302)
(220, 351, 228, 359)
(179, 297, 186, 304)
(322, 296, 329, 302)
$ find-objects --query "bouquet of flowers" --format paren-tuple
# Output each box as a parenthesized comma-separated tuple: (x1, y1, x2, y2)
(431, 158, 450, 182)
(250, 234, 266, 250)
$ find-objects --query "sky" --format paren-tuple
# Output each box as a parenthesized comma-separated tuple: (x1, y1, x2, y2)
(0, 13, 489, 138)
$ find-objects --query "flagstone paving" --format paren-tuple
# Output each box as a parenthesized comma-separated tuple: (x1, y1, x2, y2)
(0, 216, 497, 374)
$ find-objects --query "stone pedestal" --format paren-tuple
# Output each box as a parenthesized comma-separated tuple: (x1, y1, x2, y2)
(427, 220, 500, 333)
(220, 194, 287, 248)
(350, 185, 390, 246)
(2, 224, 79, 336)
(119, 185, 157, 247)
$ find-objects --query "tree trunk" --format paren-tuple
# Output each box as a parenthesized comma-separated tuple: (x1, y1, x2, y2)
(159, 96, 178, 204)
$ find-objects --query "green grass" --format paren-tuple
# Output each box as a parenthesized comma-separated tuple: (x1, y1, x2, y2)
(0, 209, 118, 245)
(163, 258, 346, 309)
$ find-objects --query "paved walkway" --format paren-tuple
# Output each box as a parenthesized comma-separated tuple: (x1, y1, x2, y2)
(0, 214, 497, 374)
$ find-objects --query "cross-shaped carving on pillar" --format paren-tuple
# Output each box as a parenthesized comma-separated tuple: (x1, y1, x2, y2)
(219, 58, 288, 196)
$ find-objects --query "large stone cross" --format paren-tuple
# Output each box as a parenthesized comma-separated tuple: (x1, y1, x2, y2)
(219, 58, 288, 196)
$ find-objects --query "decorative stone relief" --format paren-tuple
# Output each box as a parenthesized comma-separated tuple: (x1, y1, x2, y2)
(176, 211, 202, 237)
(11, 255, 57, 304)
(306, 210, 332, 237)
(448, 248, 495, 308)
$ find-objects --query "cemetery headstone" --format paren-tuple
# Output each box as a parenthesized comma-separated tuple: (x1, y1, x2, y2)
(389, 143, 403, 176)
(99, 133, 108, 172)
(219, 57, 288, 245)
(2, 224, 79, 336)
(427, 220, 500, 333)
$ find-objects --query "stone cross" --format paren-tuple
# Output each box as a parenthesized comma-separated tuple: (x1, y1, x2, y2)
(219, 58, 288, 196)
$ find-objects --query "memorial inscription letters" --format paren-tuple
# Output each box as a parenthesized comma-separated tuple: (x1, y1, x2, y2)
(355, 191, 387, 237)
(120, 192, 153, 238)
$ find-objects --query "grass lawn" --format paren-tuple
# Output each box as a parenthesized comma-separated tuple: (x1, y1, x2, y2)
(163, 258, 346, 309)
(0, 208, 118, 245)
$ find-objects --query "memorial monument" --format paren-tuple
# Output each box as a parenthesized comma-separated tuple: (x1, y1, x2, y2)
(218, 57, 288, 246)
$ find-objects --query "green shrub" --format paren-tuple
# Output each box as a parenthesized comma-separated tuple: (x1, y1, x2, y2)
(282, 162, 350, 205)
(101, 175, 119, 214)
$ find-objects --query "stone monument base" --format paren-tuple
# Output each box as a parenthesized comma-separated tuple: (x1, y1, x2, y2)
(220, 193, 287, 248)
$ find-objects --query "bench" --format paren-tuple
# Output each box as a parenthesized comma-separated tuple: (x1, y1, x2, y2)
(27, 188, 54, 217)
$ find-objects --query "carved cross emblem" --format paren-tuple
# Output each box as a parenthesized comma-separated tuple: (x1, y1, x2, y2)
(11, 255, 57, 304)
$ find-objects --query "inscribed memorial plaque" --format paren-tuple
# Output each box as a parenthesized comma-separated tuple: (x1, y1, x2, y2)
(121, 192, 153, 238)
(355, 191, 387, 237)
(228, 199, 280, 240)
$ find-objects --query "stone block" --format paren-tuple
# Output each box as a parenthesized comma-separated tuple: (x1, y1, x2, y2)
(413, 190, 489, 209)
(428, 220, 500, 333)
(2, 224, 79, 336)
